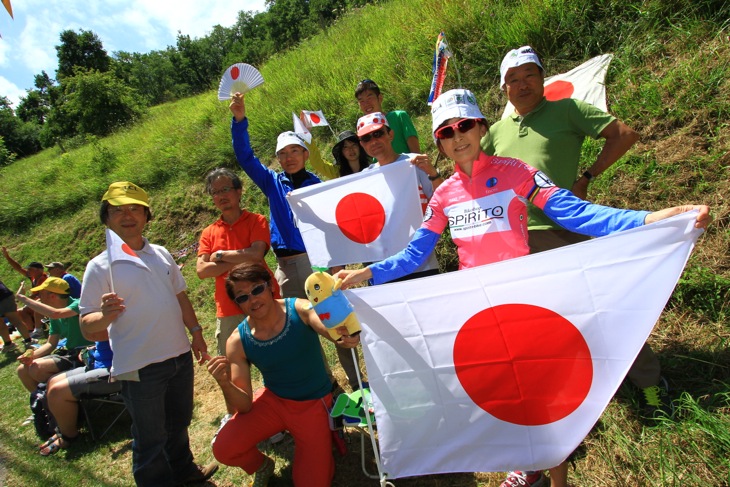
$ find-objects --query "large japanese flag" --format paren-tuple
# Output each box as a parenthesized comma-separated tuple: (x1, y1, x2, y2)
(288, 160, 422, 268)
(503, 54, 613, 118)
(346, 211, 702, 478)
(301, 110, 329, 128)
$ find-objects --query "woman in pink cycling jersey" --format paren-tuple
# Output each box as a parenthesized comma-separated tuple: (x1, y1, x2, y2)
(336, 88, 712, 487)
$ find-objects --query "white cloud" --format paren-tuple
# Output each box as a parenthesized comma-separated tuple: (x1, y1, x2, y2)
(1, 0, 267, 95)
(0, 76, 27, 108)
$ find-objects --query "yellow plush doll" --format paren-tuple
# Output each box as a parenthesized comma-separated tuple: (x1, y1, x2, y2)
(304, 271, 362, 341)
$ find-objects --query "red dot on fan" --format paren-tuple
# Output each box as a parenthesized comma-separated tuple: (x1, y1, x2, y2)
(544, 80, 574, 101)
(335, 193, 386, 244)
(231, 66, 240, 80)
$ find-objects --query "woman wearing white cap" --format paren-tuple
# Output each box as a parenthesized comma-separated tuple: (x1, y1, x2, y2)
(336, 88, 712, 486)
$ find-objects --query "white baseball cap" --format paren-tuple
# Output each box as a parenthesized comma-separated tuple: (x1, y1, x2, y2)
(430, 89, 485, 141)
(275, 131, 308, 154)
(356, 112, 390, 137)
(499, 45, 544, 89)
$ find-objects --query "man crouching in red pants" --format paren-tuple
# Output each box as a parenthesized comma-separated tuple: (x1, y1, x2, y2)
(208, 261, 360, 486)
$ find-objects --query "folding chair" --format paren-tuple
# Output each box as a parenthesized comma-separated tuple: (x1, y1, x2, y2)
(79, 392, 128, 441)
(330, 349, 395, 485)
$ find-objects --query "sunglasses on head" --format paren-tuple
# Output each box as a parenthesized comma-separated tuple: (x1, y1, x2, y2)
(359, 129, 386, 143)
(234, 282, 268, 305)
(434, 118, 478, 140)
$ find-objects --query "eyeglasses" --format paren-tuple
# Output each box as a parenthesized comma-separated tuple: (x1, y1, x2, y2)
(210, 186, 234, 197)
(434, 118, 478, 140)
(359, 129, 386, 143)
(234, 282, 268, 304)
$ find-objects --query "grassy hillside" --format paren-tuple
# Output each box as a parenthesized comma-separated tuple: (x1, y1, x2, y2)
(0, 0, 728, 485)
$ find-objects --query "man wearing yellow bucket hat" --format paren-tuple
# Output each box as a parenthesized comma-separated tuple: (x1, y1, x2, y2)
(79, 181, 217, 486)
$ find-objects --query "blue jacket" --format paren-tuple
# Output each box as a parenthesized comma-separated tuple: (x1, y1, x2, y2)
(231, 118, 321, 253)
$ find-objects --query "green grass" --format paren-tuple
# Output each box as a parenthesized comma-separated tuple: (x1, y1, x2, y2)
(0, 0, 729, 485)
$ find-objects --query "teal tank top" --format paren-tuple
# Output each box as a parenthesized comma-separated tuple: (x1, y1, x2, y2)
(239, 298, 331, 400)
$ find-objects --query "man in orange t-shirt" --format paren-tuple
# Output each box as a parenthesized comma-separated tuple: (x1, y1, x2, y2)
(197, 168, 279, 355)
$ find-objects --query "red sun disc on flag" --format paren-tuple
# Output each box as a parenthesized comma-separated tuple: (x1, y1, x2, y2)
(121, 243, 140, 258)
(453, 304, 592, 425)
(335, 193, 386, 244)
(310, 113, 321, 124)
(230, 66, 240, 80)
(544, 80, 574, 101)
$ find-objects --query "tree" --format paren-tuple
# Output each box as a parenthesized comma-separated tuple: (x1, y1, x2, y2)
(0, 96, 41, 157)
(49, 70, 146, 137)
(55, 29, 110, 79)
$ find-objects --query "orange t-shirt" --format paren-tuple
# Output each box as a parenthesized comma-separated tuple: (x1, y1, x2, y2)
(198, 211, 279, 317)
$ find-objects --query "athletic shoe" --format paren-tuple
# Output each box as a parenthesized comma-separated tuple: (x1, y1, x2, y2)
(23, 338, 39, 350)
(211, 413, 232, 446)
(250, 456, 275, 487)
(1, 342, 18, 353)
(500, 471, 547, 487)
(175, 461, 219, 485)
(640, 376, 673, 419)
(30, 330, 45, 340)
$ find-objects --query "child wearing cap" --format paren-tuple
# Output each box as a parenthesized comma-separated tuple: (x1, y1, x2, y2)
(15, 277, 92, 393)
(336, 88, 712, 487)
(355, 79, 421, 156)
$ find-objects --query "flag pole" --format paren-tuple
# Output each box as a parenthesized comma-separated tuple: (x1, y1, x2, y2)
(105, 229, 116, 294)
(351, 348, 391, 485)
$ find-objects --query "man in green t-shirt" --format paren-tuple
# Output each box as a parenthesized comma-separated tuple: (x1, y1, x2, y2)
(482, 46, 659, 487)
(355, 79, 421, 156)
(15, 277, 92, 393)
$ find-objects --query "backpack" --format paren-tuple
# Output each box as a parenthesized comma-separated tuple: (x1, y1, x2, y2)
(29, 383, 56, 440)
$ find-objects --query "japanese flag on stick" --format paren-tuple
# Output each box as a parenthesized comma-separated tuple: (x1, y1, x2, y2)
(288, 161, 423, 268)
(300, 110, 329, 128)
(503, 53, 613, 118)
(346, 212, 702, 479)
(106, 228, 149, 272)
(292, 112, 312, 144)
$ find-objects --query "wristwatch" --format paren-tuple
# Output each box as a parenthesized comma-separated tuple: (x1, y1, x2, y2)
(428, 171, 441, 181)
(582, 170, 595, 182)
(215, 250, 223, 262)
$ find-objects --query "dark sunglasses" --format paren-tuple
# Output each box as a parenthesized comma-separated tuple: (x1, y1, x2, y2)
(234, 282, 268, 304)
(359, 129, 386, 143)
(434, 118, 478, 140)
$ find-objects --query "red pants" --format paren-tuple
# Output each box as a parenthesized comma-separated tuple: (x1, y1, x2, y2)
(212, 388, 334, 487)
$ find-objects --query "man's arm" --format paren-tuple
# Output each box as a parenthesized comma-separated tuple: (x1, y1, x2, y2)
(80, 292, 124, 335)
(18, 334, 60, 363)
(572, 119, 639, 199)
(295, 298, 360, 348)
(1, 247, 28, 277)
(197, 241, 268, 279)
(15, 285, 77, 319)
(176, 291, 208, 363)
(406, 135, 421, 154)
(207, 334, 254, 413)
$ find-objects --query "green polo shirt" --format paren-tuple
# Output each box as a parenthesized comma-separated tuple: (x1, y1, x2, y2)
(482, 97, 614, 230)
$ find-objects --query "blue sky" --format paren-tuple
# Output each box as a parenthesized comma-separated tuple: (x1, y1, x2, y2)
(0, 0, 266, 108)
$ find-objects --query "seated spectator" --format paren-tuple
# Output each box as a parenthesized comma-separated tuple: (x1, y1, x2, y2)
(15, 278, 92, 394)
(2, 247, 48, 338)
(0, 278, 34, 352)
(39, 337, 120, 456)
(208, 262, 360, 487)
(44, 262, 82, 299)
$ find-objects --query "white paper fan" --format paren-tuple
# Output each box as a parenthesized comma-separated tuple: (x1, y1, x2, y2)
(217, 63, 265, 101)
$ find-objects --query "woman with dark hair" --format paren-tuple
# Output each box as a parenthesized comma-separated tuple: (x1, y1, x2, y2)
(309, 131, 370, 179)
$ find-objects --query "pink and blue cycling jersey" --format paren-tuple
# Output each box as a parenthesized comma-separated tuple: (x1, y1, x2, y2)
(369, 152, 649, 284)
